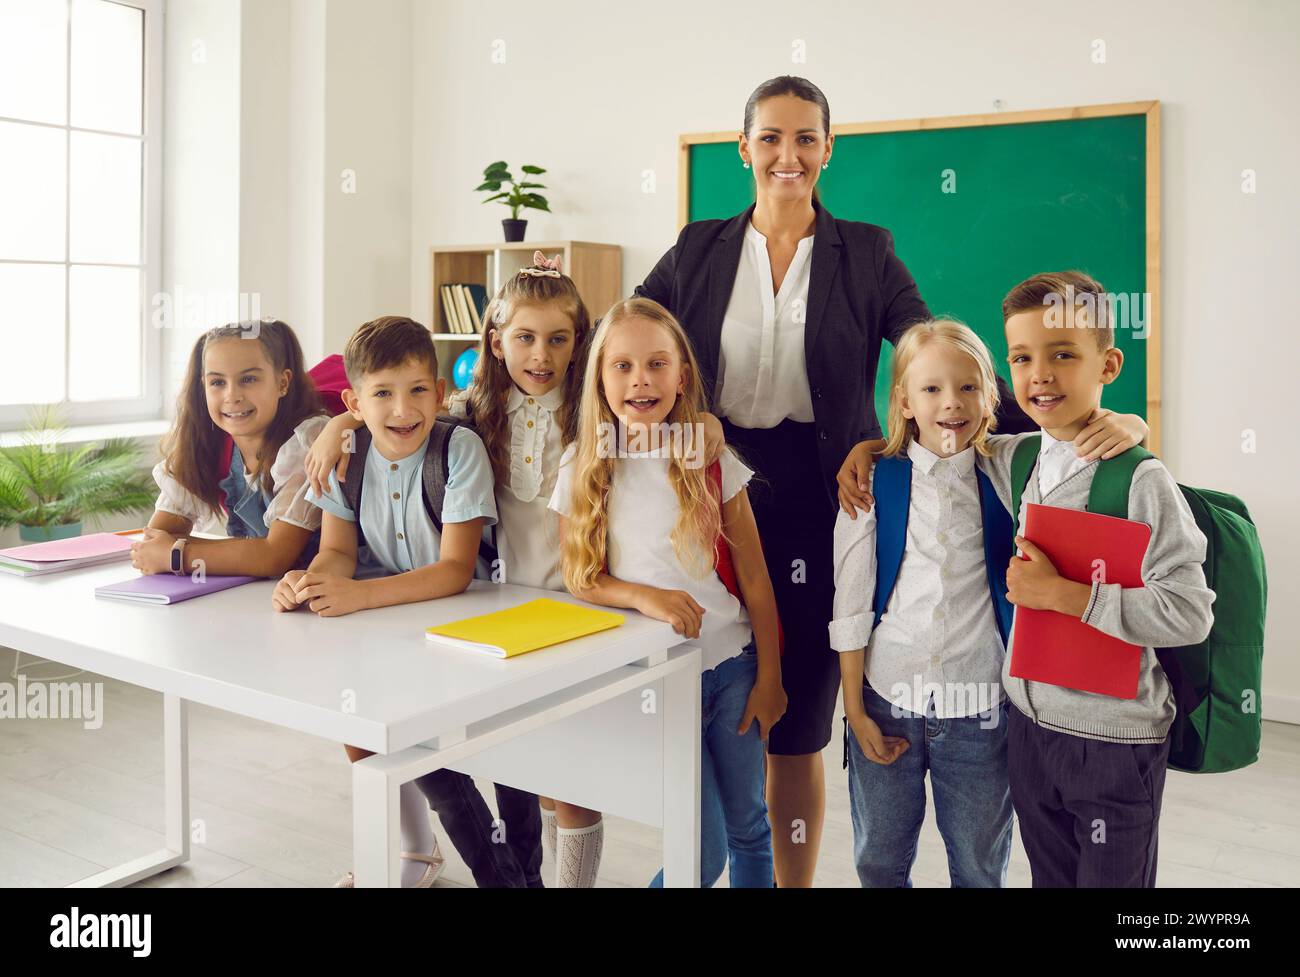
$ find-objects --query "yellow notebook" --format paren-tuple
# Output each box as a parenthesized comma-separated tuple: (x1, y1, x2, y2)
(425, 598, 625, 659)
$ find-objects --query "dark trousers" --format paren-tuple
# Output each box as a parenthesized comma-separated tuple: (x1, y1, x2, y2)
(415, 771, 543, 888)
(1007, 705, 1169, 887)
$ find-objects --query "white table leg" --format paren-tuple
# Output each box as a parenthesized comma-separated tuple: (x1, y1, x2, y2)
(352, 754, 402, 888)
(661, 646, 701, 888)
(164, 694, 190, 859)
(69, 693, 190, 887)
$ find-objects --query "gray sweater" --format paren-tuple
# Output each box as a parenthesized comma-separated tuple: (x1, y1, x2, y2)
(978, 433, 1216, 744)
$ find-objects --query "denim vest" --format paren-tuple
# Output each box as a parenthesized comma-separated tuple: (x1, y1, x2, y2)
(218, 443, 319, 567)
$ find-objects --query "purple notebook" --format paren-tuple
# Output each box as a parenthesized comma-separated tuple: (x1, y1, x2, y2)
(95, 573, 259, 605)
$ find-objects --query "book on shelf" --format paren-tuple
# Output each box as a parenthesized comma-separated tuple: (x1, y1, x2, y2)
(465, 284, 488, 333)
(437, 283, 494, 336)
(455, 285, 474, 336)
(441, 285, 463, 333)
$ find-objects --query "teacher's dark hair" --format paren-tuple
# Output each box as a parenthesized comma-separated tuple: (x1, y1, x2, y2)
(743, 76, 831, 201)
(743, 75, 831, 139)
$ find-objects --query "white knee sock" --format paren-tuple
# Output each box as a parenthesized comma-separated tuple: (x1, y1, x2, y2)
(541, 805, 557, 862)
(556, 819, 604, 888)
(399, 781, 435, 888)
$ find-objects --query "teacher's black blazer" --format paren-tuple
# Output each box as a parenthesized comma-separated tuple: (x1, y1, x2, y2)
(634, 199, 1035, 505)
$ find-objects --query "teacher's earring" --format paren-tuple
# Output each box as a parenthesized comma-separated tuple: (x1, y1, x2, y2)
(742, 161, 750, 169)
(822, 161, 829, 170)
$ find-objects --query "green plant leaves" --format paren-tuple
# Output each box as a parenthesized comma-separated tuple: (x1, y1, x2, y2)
(0, 411, 153, 528)
(477, 161, 552, 216)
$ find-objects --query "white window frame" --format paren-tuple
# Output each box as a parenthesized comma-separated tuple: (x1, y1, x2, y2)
(0, 0, 164, 432)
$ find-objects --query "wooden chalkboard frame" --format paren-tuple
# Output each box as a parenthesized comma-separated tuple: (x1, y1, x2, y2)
(677, 100, 1162, 452)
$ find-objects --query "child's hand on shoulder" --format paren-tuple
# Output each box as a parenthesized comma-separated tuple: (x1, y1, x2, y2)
(1073, 408, 1148, 461)
(130, 527, 175, 575)
(846, 710, 908, 765)
(305, 414, 357, 497)
(292, 571, 370, 618)
(272, 570, 308, 611)
(637, 586, 706, 639)
(836, 440, 879, 518)
(738, 675, 787, 742)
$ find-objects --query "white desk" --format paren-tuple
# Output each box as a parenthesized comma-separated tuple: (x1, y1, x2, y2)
(0, 568, 702, 887)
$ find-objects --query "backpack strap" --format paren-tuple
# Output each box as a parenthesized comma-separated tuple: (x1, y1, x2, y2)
(707, 461, 739, 596)
(339, 425, 372, 552)
(976, 466, 1015, 645)
(216, 435, 236, 514)
(421, 416, 499, 567)
(707, 458, 784, 654)
(1009, 434, 1042, 531)
(1087, 445, 1155, 519)
(870, 455, 911, 623)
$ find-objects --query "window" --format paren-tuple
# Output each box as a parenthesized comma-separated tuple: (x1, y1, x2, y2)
(0, 0, 162, 430)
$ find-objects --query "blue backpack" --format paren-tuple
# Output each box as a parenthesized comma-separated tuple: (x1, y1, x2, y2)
(871, 453, 1016, 644)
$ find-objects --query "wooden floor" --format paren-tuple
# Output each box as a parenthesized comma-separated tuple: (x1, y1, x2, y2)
(1, 647, 1296, 888)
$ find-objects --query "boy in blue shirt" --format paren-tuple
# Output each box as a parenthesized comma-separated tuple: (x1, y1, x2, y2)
(275, 315, 541, 888)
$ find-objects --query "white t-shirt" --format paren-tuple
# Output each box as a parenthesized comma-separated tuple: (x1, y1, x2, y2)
(549, 443, 755, 671)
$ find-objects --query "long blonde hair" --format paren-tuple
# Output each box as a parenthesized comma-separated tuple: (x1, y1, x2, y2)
(561, 298, 721, 593)
(882, 318, 1001, 458)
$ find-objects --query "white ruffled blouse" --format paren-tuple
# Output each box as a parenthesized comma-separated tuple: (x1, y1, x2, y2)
(450, 384, 566, 591)
(151, 414, 330, 536)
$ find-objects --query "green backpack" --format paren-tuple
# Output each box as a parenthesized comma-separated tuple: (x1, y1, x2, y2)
(1011, 438, 1266, 773)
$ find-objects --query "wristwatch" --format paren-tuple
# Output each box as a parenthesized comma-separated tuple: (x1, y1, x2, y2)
(170, 538, 188, 576)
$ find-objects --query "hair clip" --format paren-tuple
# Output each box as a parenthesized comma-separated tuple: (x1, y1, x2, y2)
(517, 249, 564, 278)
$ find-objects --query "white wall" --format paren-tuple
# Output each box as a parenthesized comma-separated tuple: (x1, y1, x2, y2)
(162, 0, 241, 402)
(322, 0, 413, 357)
(405, 0, 1300, 717)
(161, 0, 411, 378)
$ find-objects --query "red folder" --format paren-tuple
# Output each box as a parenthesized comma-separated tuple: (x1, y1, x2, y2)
(1009, 503, 1152, 699)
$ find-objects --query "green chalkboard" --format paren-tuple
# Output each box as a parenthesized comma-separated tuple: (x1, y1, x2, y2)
(685, 108, 1155, 442)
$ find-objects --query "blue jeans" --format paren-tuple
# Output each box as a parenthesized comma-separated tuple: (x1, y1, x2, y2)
(650, 644, 772, 888)
(845, 683, 1012, 888)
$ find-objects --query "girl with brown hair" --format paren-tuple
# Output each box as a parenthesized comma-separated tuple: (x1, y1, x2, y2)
(131, 319, 329, 578)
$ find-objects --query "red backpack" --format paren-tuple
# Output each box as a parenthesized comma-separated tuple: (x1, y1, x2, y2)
(707, 460, 784, 655)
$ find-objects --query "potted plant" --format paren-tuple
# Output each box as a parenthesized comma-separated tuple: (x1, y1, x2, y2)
(0, 407, 156, 542)
(475, 160, 550, 242)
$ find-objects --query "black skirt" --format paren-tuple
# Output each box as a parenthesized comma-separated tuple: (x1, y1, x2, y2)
(722, 418, 841, 756)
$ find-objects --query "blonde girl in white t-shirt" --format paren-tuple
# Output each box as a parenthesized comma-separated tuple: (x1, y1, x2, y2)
(550, 296, 787, 887)
(305, 254, 718, 887)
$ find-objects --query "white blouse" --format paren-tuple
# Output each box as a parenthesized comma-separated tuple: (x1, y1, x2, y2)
(450, 385, 567, 591)
(715, 221, 816, 429)
(152, 414, 330, 536)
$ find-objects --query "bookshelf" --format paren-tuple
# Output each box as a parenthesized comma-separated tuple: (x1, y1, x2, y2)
(430, 240, 622, 390)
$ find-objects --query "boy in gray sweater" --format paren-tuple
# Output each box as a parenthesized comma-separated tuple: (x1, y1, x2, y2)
(980, 271, 1215, 887)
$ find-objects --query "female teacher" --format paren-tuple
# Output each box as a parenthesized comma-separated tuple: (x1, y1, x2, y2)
(632, 76, 1036, 886)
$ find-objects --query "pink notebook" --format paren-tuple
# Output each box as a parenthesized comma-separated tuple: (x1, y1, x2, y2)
(0, 532, 136, 576)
